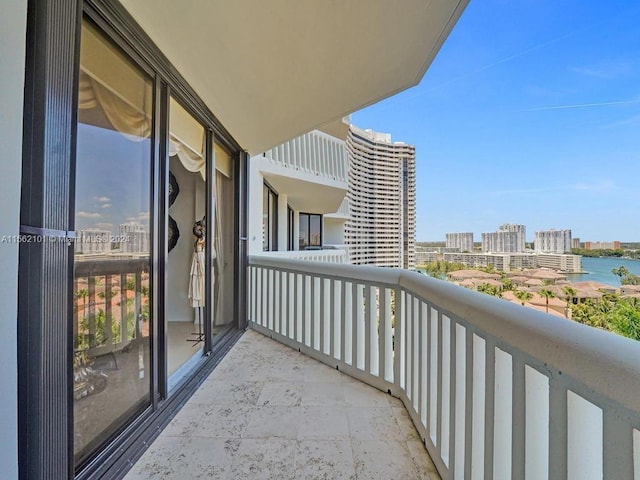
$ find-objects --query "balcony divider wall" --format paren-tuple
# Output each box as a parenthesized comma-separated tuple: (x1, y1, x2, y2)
(18, 1, 246, 479)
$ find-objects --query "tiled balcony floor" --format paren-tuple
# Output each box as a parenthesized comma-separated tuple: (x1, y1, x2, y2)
(125, 329, 439, 480)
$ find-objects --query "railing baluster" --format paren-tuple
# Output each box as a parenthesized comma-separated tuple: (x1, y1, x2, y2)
(364, 284, 373, 375)
(352, 282, 358, 369)
(549, 377, 568, 480)
(393, 287, 402, 392)
(482, 340, 495, 480)
(342, 280, 349, 365)
(453, 323, 466, 480)
(329, 279, 335, 358)
(356, 283, 365, 370)
(420, 301, 428, 428)
(406, 294, 413, 401)
(303, 274, 310, 346)
(603, 406, 634, 478)
(378, 287, 387, 382)
(471, 334, 485, 480)
(319, 277, 325, 354)
(511, 358, 526, 480)
(413, 296, 420, 412)
(441, 314, 451, 468)
(429, 307, 438, 445)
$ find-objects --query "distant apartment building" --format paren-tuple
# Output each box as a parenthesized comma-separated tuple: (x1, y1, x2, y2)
(482, 231, 518, 253)
(415, 247, 439, 265)
(444, 252, 537, 273)
(572, 238, 581, 249)
(119, 222, 149, 253)
(446, 232, 474, 252)
(75, 229, 111, 255)
(534, 229, 572, 254)
(482, 223, 526, 253)
(536, 253, 583, 273)
(585, 241, 621, 250)
(345, 125, 416, 269)
(499, 223, 526, 252)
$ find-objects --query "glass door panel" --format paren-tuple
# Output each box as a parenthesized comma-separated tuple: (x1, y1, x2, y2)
(73, 20, 153, 466)
(212, 144, 236, 336)
(167, 97, 207, 387)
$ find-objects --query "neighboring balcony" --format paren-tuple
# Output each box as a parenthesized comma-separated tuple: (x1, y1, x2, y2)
(256, 247, 349, 264)
(255, 130, 348, 214)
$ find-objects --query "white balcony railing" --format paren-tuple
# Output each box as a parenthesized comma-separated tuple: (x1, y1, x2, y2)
(247, 256, 640, 480)
(256, 249, 348, 264)
(263, 130, 348, 183)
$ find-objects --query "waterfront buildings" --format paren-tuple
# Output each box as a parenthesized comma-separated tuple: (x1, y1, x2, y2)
(444, 252, 538, 272)
(446, 232, 474, 252)
(585, 240, 621, 250)
(534, 229, 572, 254)
(345, 125, 416, 269)
(536, 253, 583, 273)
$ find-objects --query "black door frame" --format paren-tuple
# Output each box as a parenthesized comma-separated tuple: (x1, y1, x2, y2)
(18, 1, 248, 478)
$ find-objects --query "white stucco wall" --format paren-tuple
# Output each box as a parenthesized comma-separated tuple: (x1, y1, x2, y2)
(0, 1, 27, 478)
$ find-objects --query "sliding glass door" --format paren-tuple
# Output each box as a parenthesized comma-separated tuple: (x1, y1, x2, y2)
(73, 19, 153, 466)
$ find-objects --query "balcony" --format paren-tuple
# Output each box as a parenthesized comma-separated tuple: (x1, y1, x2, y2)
(128, 256, 640, 479)
(255, 130, 348, 214)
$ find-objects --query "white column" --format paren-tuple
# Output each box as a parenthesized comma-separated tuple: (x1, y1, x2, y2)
(293, 211, 300, 251)
(277, 193, 288, 251)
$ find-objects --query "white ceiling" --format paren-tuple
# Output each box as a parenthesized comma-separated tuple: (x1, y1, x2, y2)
(121, 0, 468, 154)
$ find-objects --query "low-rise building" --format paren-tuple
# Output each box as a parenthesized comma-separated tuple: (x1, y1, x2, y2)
(536, 253, 582, 273)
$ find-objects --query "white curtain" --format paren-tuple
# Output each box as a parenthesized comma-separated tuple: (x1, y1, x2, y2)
(78, 71, 151, 139)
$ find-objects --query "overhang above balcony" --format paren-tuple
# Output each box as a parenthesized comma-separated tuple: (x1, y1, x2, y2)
(120, 0, 468, 155)
(262, 168, 347, 214)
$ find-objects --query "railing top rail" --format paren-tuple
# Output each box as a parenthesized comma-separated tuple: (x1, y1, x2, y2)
(248, 255, 640, 414)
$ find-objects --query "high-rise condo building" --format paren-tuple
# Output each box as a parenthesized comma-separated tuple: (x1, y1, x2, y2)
(345, 125, 416, 269)
(446, 232, 474, 252)
(534, 229, 572, 254)
(499, 223, 526, 252)
(481, 223, 526, 253)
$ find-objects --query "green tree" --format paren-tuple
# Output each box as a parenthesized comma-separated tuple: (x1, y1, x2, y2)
(612, 266, 630, 285)
(514, 289, 533, 306)
(562, 286, 577, 318)
(477, 283, 502, 298)
(539, 289, 556, 314)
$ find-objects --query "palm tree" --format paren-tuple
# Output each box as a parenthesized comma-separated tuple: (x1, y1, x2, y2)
(539, 288, 556, 314)
(612, 266, 630, 285)
(75, 288, 89, 314)
(514, 289, 533, 306)
(562, 286, 577, 318)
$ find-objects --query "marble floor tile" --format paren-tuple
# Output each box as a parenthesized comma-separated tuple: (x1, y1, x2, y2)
(256, 381, 304, 407)
(294, 439, 356, 480)
(227, 438, 296, 480)
(298, 406, 350, 440)
(346, 406, 405, 442)
(301, 382, 346, 407)
(352, 439, 421, 480)
(243, 406, 300, 439)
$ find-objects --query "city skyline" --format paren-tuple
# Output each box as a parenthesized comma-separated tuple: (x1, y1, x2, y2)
(352, 0, 640, 241)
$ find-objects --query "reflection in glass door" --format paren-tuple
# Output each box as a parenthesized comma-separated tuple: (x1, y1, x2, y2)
(73, 20, 152, 466)
(167, 97, 207, 386)
(212, 144, 236, 333)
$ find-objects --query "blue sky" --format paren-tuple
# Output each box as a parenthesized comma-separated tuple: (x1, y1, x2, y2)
(352, 0, 640, 242)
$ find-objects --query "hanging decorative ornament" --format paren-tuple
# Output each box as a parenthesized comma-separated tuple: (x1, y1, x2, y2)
(168, 215, 180, 252)
(168, 171, 180, 207)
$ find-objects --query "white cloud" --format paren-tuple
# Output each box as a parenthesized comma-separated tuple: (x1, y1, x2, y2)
(95, 196, 111, 203)
(77, 211, 102, 219)
(95, 223, 114, 230)
(570, 180, 616, 193)
(101, 203, 111, 209)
